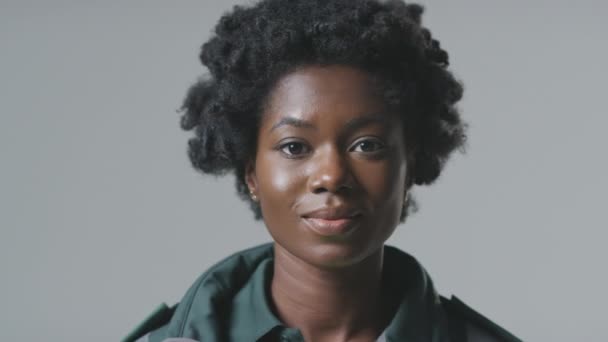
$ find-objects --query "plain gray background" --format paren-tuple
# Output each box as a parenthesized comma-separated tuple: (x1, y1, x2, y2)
(1, 0, 606, 341)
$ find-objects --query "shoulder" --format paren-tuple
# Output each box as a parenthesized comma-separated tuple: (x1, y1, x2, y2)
(441, 296, 522, 342)
(123, 243, 275, 342)
(122, 304, 174, 342)
(441, 295, 523, 342)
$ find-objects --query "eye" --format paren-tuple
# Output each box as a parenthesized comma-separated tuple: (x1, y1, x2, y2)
(279, 141, 311, 157)
(350, 138, 385, 153)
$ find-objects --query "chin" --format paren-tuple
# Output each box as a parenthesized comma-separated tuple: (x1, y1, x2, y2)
(298, 241, 382, 269)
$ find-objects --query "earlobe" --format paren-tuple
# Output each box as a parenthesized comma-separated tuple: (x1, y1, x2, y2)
(245, 160, 259, 201)
(403, 191, 410, 210)
(405, 154, 416, 189)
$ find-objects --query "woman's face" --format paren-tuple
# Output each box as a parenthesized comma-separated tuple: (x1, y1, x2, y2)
(246, 65, 409, 268)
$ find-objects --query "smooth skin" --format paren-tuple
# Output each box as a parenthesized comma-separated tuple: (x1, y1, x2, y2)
(245, 65, 411, 342)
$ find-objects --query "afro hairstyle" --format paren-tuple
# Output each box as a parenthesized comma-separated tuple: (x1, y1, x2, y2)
(179, 0, 466, 221)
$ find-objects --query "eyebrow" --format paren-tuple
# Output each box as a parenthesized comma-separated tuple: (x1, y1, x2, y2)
(270, 117, 316, 132)
(269, 114, 388, 133)
(343, 114, 389, 132)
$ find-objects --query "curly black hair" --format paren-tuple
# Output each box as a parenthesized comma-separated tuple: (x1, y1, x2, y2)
(179, 0, 466, 221)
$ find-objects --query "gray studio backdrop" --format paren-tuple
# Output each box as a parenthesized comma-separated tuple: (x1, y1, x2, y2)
(1, 0, 606, 341)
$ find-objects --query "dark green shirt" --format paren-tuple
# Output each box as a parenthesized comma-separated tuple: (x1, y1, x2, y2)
(124, 243, 521, 342)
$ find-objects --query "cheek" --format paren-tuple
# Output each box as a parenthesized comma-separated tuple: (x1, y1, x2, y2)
(355, 154, 407, 210)
(255, 155, 309, 245)
(255, 154, 304, 213)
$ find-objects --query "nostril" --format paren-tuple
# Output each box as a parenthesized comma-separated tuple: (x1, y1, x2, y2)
(307, 156, 354, 194)
(312, 187, 328, 194)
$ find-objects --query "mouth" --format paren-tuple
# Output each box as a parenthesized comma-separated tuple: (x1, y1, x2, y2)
(303, 216, 361, 237)
(301, 208, 362, 237)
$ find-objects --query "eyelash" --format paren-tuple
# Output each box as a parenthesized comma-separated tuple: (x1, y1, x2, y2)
(276, 138, 386, 159)
(350, 139, 386, 153)
(278, 141, 310, 158)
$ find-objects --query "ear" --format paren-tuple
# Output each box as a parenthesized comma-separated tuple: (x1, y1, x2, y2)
(244, 159, 258, 196)
(405, 171, 414, 190)
(405, 153, 415, 191)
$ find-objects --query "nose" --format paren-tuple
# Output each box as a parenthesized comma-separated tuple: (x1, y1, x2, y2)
(307, 146, 354, 194)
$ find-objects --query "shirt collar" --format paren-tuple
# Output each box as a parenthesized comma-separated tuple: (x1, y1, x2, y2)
(228, 258, 283, 340)
(382, 245, 450, 341)
(168, 243, 450, 342)
(227, 245, 450, 341)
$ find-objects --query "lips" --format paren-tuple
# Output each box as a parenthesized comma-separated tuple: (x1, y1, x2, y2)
(301, 207, 362, 237)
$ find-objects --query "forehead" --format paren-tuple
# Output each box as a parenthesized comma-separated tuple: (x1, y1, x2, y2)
(263, 65, 386, 122)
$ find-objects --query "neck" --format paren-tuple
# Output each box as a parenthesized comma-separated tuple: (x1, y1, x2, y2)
(270, 244, 387, 341)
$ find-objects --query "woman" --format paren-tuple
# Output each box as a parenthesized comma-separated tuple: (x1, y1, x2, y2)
(125, 0, 521, 341)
